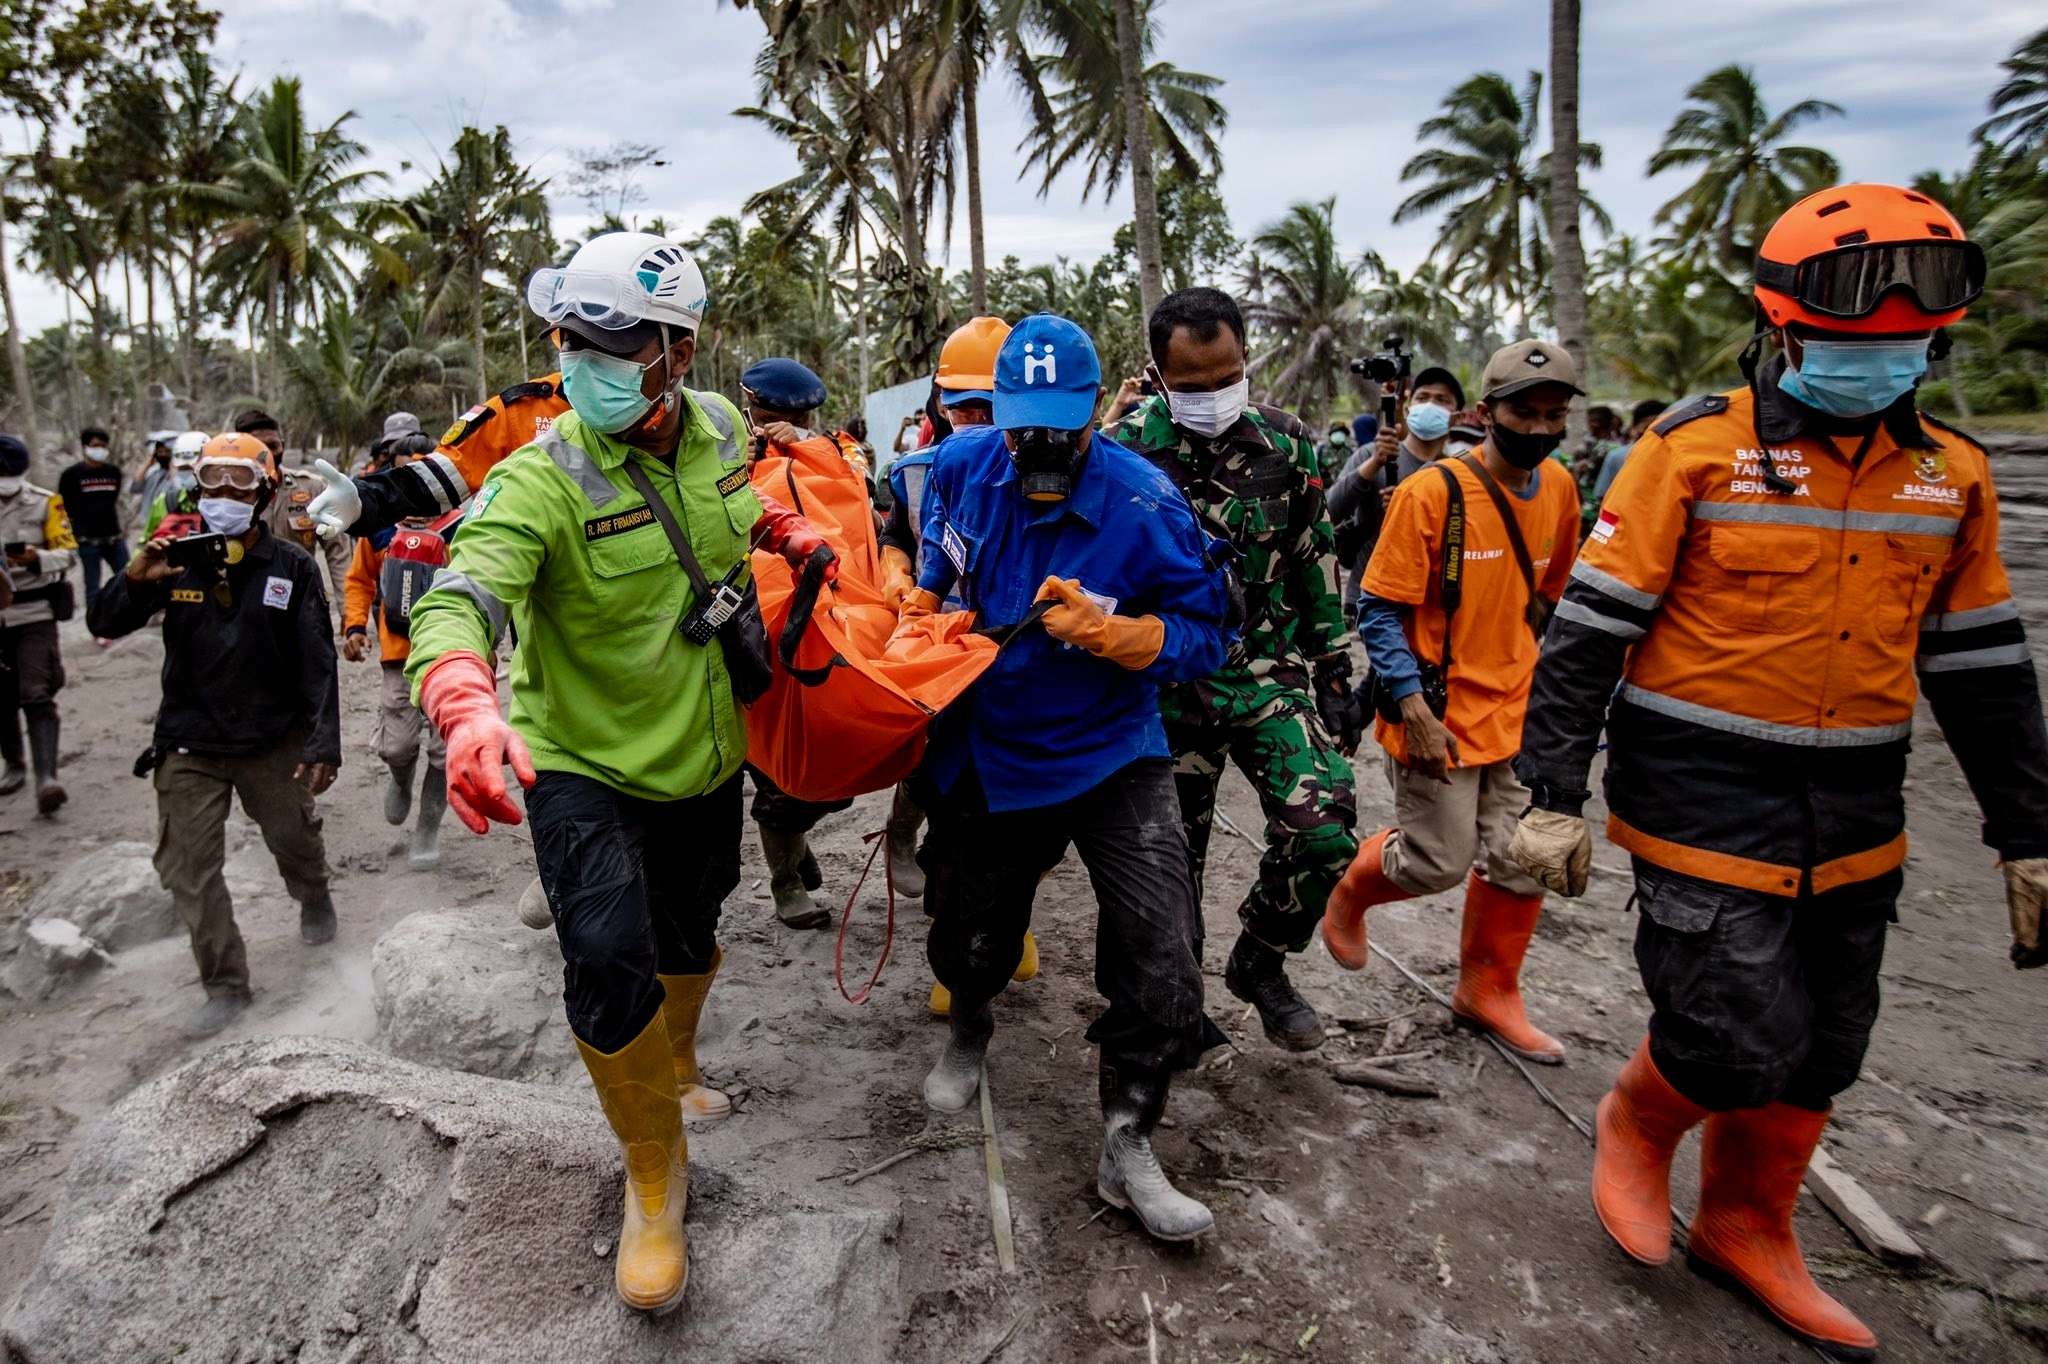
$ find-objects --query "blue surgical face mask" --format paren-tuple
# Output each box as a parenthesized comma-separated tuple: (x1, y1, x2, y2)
(1778, 338, 1930, 419)
(560, 348, 658, 434)
(1406, 401, 1452, 442)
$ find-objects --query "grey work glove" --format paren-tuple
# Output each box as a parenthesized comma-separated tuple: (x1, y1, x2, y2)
(1510, 808, 1594, 898)
(2005, 857, 2048, 969)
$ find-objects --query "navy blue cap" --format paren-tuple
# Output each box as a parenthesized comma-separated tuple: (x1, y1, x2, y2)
(0, 434, 26, 477)
(740, 357, 828, 413)
(993, 314, 1101, 431)
(1351, 413, 1378, 445)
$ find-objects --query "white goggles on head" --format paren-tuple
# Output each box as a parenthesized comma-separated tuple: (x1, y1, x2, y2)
(526, 268, 653, 333)
(195, 459, 265, 491)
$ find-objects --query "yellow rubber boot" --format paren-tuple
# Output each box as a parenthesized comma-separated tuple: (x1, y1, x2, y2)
(928, 979, 952, 1017)
(577, 1014, 690, 1314)
(1011, 930, 1040, 983)
(657, 947, 732, 1123)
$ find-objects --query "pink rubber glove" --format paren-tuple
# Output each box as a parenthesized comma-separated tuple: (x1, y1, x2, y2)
(419, 651, 534, 834)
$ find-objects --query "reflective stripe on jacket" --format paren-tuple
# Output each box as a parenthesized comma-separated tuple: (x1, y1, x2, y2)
(1519, 366, 2048, 894)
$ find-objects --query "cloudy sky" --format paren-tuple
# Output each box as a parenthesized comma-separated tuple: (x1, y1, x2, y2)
(12, 0, 2043, 330)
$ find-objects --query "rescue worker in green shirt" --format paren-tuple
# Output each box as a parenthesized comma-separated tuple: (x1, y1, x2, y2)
(404, 231, 834, 1317)
(1110, 287, 1362, 1050)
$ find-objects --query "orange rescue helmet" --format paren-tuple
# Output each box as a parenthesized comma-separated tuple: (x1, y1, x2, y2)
(935, 316, 1011, 392)
(1754, 183, 1984, 335)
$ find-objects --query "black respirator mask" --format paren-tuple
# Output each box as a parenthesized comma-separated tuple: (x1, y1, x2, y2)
(1007, 426, 1088, 503)
(1489, 421, 1565, 471)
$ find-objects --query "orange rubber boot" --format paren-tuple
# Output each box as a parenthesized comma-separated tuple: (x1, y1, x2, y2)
(1319, 829, 1408, 971)
(1687, 1104, 1878, 1359)
(1450, 872, 1565, 1063)
(1592, 1039, 1707, 1264)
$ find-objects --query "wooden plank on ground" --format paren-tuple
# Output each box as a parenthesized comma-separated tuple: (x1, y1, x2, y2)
(1805, 1144, 1925, 1265)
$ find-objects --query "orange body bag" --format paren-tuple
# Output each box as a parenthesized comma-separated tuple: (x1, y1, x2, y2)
(745, 435, 996, 802)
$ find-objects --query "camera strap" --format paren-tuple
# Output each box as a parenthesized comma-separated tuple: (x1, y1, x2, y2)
(1456, 454, 1550, 636)
(1432, 461, 1463, 676)
(622, 461, 717, 604)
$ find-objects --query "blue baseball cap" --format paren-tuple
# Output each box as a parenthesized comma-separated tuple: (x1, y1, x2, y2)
(940, 387, 992, 408)
(993, 313, 1101, 431)
(740, 357, 828, 413)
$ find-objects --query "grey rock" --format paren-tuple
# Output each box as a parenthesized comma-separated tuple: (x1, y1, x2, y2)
(1, 919, 109, 1001)
(370, 907, 574, 1080)
(1928, 1287, 2000, 1351)
(23, 842, 176, 950)
(1, 1037, 903, 1364)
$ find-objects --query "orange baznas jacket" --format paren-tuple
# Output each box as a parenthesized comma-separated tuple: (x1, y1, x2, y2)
(345, 375, 570, 538)
(1516, 355, 2048, 897)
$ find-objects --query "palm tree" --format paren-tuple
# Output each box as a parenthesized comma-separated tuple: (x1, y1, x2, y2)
(404, 125, 549, 402)
(1977, 26, 2048, 160)
(159, 49, 241, 400)
(196, 76, 387, 402)
(1241, 199, 1367, 422)
(1018, 0, 1227, 317)
(1360, 262, 1467, 364)
(1548, 0, 1591, 445)
(1605, 260, 1752, 399)
(1646, 65, 1842, 269)
(1395, 71, 1606, 318)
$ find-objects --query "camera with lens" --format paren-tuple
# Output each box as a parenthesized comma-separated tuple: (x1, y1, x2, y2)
(1349, 335, 1410, 385)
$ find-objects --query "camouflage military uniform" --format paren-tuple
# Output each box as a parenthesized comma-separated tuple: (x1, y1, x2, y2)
(1115, 396, 1357, 954)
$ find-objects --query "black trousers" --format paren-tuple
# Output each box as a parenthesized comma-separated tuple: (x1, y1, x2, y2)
(746, 764, 852, 834)
(1633, 861, 1896, 1112)
(0, 620, 63, 763)
(921, 758, 1226, 1076)
(527, 769, 743, 1052)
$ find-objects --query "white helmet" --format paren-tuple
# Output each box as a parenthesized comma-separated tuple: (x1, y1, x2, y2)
(171, 430, 209, 465)
(526, 231, 707, 341)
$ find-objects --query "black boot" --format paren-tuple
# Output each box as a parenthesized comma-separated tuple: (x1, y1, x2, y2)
(383, 758, 417, 826)
(26, 706, 64, 816)
(0, 709, 23, 796)
(760, 827, 831, 929)
(1096, 1059, 1213, 1242)
(299, 891, 337, 945)
(1224, 932, 1325, 1052)
(922, 998, 992, 1111)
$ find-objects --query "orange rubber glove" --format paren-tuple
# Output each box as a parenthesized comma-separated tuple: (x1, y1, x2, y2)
(880, 545, 917, 614)
(1034, 576, 1164, 670)
(419, 650, 535, 835)
(751, 492, 839, 583)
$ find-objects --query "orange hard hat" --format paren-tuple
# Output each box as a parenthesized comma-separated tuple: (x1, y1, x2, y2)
(196, 432, 275, 490)
(1754, 183, 1983, 335)
(935, 316, 1011, 392)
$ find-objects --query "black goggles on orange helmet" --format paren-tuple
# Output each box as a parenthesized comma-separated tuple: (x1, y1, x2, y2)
(1755, 238, 1985, 320)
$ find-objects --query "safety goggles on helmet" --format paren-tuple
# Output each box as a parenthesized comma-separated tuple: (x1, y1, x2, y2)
(1755, 239, 1985, 321)
(194, 459, 264, 491)
(526, 267, 658, 333)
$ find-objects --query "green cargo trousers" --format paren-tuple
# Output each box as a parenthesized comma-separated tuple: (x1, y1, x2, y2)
(1168, 680, 1358, 955)
(152, 741, 330, 999)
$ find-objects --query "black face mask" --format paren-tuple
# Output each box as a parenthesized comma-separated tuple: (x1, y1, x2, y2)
(1008, 426, 1088, 503)
(1490, 422, 1565, 470)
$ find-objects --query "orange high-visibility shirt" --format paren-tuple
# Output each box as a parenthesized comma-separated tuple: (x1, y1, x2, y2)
(1364, 456, 1580, 767)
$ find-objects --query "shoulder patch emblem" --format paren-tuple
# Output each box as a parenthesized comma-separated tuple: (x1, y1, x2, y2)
(1914, 450, 1948, 485)
(716, 466, 751, 498)
(584, 505, 656, 541)
(441, 403, 490, 447)
(1651, 393, 1730, 437)
(464, 482, 500, 524)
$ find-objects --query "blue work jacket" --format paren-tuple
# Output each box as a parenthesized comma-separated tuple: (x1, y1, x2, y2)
(916, 424, 1233, 812)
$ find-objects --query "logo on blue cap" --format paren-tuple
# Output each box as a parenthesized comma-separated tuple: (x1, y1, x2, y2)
(993, 314, 1101, 431)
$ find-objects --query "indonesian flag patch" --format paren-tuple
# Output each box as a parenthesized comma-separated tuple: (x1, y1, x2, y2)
(1591, 509, 1619, 543)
